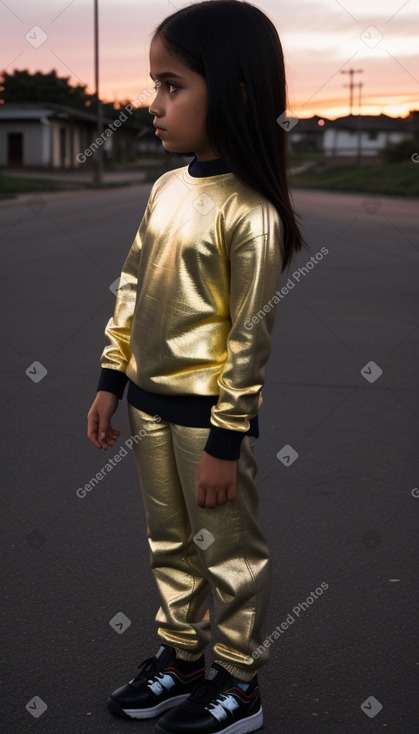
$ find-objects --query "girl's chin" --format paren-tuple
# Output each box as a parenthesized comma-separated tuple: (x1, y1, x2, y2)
(161, 141, 191, 155)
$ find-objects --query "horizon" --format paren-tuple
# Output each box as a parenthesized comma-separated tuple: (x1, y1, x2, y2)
(1, 95, 417, 123)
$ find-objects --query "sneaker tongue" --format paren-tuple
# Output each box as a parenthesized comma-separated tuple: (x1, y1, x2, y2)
(155, 645, 168, 659)
(206, 667, 219, 681)
(207, 663, 235, 690)
(153, 644, 177, 671)
(188, 665, 226, 705)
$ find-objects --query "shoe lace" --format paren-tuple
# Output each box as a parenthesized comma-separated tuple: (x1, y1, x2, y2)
(132, 655, 160, 683)
(188, 676, 221, 704)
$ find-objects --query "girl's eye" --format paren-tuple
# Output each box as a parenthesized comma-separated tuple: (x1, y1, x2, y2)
(151, 81, 179, 95)
(167, 82, 179, 95)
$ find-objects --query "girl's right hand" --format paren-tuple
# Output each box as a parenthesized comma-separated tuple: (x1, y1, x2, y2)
(87, 391, 121, 449)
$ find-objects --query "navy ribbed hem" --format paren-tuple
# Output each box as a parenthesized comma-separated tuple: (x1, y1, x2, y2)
(204, 426, 246, 460)
(188, 155, 230, 177)
(96, 370, 259, 461)
(127, 381, 258, 438)
(97, 368, 129, 399)
(127, 381, 220, 427)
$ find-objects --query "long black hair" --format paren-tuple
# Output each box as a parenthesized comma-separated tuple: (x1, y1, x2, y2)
(153, 0, 308, 272)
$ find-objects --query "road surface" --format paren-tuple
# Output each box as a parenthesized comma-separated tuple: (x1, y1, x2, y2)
(0, 182, 417, 732)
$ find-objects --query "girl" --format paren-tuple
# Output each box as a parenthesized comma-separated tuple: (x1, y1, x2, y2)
(87, 2, 307, 732)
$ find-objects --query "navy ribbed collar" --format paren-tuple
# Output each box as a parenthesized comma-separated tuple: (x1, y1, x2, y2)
(188, 155, 230, 178)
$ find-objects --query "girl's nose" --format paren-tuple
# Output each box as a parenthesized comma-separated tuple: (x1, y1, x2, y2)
(148, 93, 162, 117)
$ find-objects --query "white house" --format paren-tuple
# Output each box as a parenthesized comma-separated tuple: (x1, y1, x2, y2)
(322, 114, 410, 157)
(0, 102, 114, 168)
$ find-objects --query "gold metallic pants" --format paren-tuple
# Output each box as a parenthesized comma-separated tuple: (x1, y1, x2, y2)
(128, 405, 271, 681)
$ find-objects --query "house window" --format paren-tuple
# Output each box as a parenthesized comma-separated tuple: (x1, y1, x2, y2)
(368, 131, 378, 140)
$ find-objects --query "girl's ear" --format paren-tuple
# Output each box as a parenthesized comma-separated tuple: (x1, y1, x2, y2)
(240, 81, 247, 104)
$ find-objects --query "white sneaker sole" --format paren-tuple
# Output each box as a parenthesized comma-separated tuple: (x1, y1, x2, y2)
(122, 693, 190, 719)
(210, 706, 263, 734)
(155, 704, 263, 733)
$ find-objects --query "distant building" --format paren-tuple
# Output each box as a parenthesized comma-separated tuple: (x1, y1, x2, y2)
(289, 115, 329, 153)
(323, 114, 411, 157)
(289, 112, 417, 158)
(0, 102, 146, 168)
(134, 127, 165, 154)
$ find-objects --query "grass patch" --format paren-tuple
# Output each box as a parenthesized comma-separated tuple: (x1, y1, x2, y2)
(3, 159, 416, 198)
(291, 160, 419, 196)
(0, 172, 63, 194)
(289, 151, 324, 167)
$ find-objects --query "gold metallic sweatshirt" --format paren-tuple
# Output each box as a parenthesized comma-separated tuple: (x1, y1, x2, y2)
(98, 158, 284, 459)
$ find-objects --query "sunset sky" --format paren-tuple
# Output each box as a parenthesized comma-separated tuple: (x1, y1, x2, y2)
(1, 0, 418, 119)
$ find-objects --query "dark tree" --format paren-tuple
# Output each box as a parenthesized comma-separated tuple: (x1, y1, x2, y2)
(0, 69, 96, 109)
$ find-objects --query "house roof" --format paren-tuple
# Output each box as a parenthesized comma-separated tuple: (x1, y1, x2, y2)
(291, 115, 331, 133)
(326, 114, 407, 131)
(0, 102, 115, 126)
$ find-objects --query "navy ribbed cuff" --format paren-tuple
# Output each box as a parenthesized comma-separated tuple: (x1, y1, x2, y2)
(97, 368, 129, 399)
(204, 426, 245, 460)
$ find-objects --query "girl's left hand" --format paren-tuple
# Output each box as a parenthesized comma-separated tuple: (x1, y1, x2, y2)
(196, 452, 237, 509)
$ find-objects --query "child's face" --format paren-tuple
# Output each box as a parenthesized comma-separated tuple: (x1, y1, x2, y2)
(149, 35, 219, 161)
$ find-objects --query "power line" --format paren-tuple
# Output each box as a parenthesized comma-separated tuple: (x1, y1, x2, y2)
(341, 68, 363, 114)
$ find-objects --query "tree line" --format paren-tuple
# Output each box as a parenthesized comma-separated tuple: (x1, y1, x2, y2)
(0, 69, 151, 127)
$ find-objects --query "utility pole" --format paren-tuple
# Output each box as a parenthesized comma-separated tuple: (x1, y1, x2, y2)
(341, 68, 363, 115)
(93, 0, 103, 185)
(357, 82, 364, 165)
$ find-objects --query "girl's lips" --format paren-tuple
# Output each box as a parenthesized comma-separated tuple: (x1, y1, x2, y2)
(154, 127, 166, 136)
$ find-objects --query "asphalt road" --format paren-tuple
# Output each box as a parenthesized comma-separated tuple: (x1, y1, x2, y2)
(1, 181, 418, 733)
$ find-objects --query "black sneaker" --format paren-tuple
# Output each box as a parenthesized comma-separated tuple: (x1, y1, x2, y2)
(154, 663, 263, 734)
(107, 644, 206, 719)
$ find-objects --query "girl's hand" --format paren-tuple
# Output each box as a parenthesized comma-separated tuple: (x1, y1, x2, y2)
(196, 452, 237, 509)
(87, 391, 120, 449)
